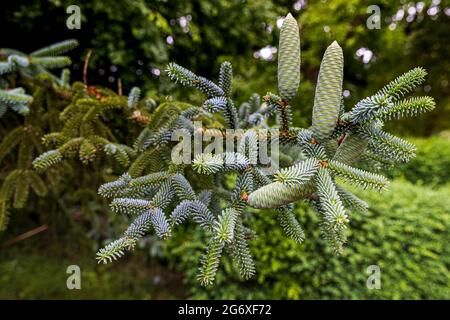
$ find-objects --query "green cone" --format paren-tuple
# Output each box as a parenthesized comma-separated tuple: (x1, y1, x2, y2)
(278, 13, 300, 102)
(312, 41, 344, 141)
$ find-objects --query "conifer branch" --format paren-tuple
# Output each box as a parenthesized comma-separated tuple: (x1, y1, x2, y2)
(377, 67, 427, 101)
(315, 168, 348, 253)
(278, 205, 305, 244)
(68, 13, 437, 286)
(327, 160, 389, 191)
(30, 39, 79, 57)
(198, 237, 224, 286)
(230, 218, 256, 279)
(360, 126, 416, 162)
(166, 63, 224, 97)
(380, 96, 435, 120)
(218, 61, 233, 97)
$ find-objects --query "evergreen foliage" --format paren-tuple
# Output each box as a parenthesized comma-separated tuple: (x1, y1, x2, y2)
(166, 181, 450, 299)
(0, 40, 79, 230)
(0, 40, 76, 118)
(89, 15, 434, 287)
(5, 13, 436, 286)
(89, 13, 436, 286)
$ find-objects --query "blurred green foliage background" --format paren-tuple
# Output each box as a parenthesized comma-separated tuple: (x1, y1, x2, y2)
(0, 0, 449, 299)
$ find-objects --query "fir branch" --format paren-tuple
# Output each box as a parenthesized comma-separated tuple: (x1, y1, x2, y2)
(224, 98, 238, 129)
(13, 177, 30, 209)
(59, 68, 71, 88)
(315, 168, 348, 254)
(166, 63, 224, 97)
(249, 166, 271, 187)
(96, 237, 136, 264)
(198, 237, 224, 286)
(10, 104, 30, 116)
(78, 139, 97, 164)
(110, 144, 135, 167)
(0, 89, 33, 107)
(218, 61, 233, 97)
(8, 55, 30, 67)
(133, 128, 153, 152)
(26, 171, 48, 197)
(128, 87, 141, 109)
(278, 205, 305, 244)
(214, 208, 239, 243)
(110, 198, 153, 216)
(230, 219, 256, 279)
(296, 129, 328, 160)
(30, 56, 72, 69)
(150, 180, 174, 210)
(0, 170, 21, 205)
(377, 67, 427, 101)
(98, 173, 133, 198)
(124, 210, 153, 238)
(171, 200, 215, 231)
(231, 171, 254, 211)
(333, 133, 368, 165)
(0, 103, 7, 117)
(30, 39, 79, 57)
(263, 92, 292, 132)
(349, 93, 392, 124)
(128, 149, 161, 178)
(193, 152, 249, 174)
(129, 171, 171, 193)
(85, 15, 437, 286)
(198, 190, 212, 207)
(379, 96, 435, 120)
(171, 173, 196, 201)
(327, 160, 389, 191)
(149, 208, 172, 239)
(335, 184, 368, 212)
(223, 152, 249, 171)
(32, 150, 63, 170)
(106, 194, 169, 246)
(274, 158, 319, 186)
(238, 130, 258, 164)
(0, 61, 14, 75)
(203, 96, 227, 112)
(0, 201, 10, 232)
(360, 126, 416, 162)
(0, 127, 24, 162)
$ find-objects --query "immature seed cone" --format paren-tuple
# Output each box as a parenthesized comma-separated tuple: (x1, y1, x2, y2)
(312, 41, 344, 141)
(278, 13, 300, 103)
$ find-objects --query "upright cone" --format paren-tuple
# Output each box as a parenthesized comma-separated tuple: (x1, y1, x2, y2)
(278, 13, 301, 102)
(312, 40, 344, 141)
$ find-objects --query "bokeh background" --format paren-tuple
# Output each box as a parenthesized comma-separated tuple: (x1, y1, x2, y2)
(0, 0, 449, 299)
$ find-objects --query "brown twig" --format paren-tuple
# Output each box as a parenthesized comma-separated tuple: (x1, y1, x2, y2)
(1, 224, 48, 248)
(118, 78, 123, 96)
(83, 49, 93, 91)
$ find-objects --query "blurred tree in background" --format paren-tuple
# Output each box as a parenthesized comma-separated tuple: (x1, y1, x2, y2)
(2, 0, 448, 134)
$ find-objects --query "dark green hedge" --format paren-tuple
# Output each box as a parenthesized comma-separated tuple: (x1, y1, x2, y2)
(164, 180, 450, 299)
(383, 136, 450, 186)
